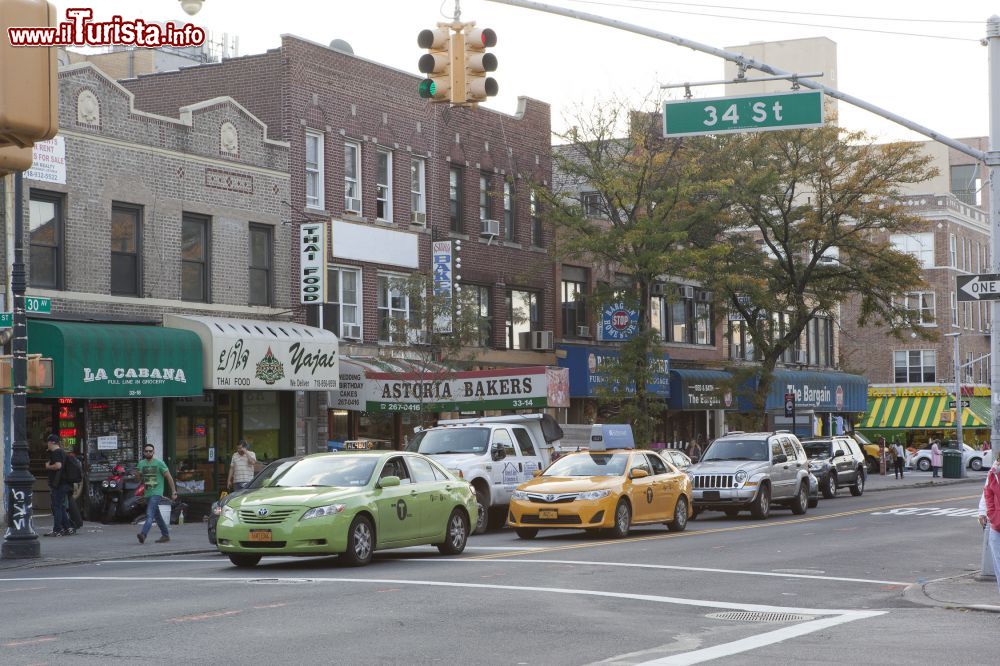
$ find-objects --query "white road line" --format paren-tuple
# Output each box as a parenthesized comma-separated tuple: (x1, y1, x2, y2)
(403, 558, 909, 586)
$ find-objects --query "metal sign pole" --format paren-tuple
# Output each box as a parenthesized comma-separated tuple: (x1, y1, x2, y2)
(988, 17, 1000, 463)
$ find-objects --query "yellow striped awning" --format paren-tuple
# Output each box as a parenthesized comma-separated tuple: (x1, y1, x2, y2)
(861, 395, 987, 429)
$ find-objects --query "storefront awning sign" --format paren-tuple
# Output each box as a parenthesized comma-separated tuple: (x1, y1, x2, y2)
(432, 240, 453, 333)
(164, 315, 338, 391)
(557, 345, 670, 399)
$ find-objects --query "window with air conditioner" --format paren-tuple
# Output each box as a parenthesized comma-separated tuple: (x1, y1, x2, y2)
(410, 157, 426, 225)
(305, 130, 324, 210)
(561, 269, 587, 338)
(480, 173, 491, 222)
(507, 289, 539, 349)
(344, 141, 361, 214)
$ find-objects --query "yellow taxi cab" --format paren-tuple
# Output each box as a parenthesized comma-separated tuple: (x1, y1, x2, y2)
(506, 425, 692, 539)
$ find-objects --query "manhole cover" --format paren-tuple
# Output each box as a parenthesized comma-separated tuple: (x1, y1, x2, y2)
(706, 611, 814, 623)
(247, 578, 313, 585)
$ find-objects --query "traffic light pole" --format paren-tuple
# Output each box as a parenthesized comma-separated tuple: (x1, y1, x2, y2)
(489, 0, 1000, 461)
(2, 169, 39, 559)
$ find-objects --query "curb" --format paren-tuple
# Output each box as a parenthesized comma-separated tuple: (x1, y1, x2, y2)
(865, 476, 982, 493)
(903, 573, 1000, 614)
(0, 548, 218, 572)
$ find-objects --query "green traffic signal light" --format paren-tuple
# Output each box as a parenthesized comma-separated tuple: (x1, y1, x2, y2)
(418, 79, 436, 99)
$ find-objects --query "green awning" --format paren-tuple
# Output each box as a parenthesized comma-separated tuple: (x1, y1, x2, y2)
(28, 320, 204, 398)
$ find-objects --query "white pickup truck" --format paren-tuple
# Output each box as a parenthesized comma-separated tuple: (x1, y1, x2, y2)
(406, 414, 564, 533)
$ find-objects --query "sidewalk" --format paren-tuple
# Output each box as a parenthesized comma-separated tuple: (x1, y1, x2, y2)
(864, 468, 987, 492)
(905, 573, 1000, 614)
(0, 515, 218, 571)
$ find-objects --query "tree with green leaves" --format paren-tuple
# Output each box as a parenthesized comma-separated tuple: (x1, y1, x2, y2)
(699, 126, 936, 426)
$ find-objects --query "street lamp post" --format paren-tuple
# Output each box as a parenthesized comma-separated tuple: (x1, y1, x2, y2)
(945, 332, 966, 479)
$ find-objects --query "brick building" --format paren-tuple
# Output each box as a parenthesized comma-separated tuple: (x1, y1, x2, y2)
(1, 63, 338, 516)
(120, 35, 556, 446)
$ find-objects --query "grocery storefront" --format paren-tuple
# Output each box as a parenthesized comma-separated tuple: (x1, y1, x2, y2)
(163, 315, 338, 502)
(859, 385, 990, 447)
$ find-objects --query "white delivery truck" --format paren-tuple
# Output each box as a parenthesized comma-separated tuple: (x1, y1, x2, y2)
(406, 414, 564, 534)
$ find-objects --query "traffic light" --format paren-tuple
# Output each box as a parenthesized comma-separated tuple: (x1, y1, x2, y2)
(0, 0, 58, 148)
(417, 28, 453, 103)
(464, 27, 497, 104)
(0, 144, 33, 177)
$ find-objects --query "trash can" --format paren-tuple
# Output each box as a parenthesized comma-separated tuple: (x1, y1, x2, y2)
(942, 449, 962, 478)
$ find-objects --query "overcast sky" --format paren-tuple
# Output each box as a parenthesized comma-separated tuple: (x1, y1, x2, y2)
(59, 0, 996, 146)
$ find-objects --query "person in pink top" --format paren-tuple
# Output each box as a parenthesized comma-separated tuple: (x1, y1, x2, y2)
(983, 459, 1000, 593)
(930, 440, 943, 478)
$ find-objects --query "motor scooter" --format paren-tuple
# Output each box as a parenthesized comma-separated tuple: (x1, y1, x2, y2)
(99, 464, 146, 524)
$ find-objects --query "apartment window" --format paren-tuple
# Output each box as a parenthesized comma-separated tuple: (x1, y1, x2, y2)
(561, 267, 587, 338)
(807, 317, 834, 367)
(248, 224, 272, 306)
(507, 289, 539, 349)
(28, 191, 63, 290)
(305, 130, 324, 210)
(378, 275, 418, 343)
(110, 203, 141, 296)
(582, 191, 604, 218)
(949, 234, 957, 268)
(376, 149, 392, 222)
(894, 350, 936, 383)
(530, 189, 543, 247)
(327, 267, 361, 339)
(890, 232, 934, 268)
(901, 292, 935, 326)
(464, 284, 493, 347)
(966, 351, 975, 382)
(950, 164, 981, 206)
(951, 292, 958, 327)
(449, 167, 463, 233)
(410, 157, 426, 224)
(695, 302, 711, 345)
(503, 180, 515, 242)
(479, 174, 491, 221)
(181, 215, 210, 302)
(344, 141, 361, 214)
(727, 320, 757, 361)
(976, 241, 982, 273)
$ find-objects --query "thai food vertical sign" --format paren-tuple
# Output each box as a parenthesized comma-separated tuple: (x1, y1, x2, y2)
(432, 241, 453, 333)
(300, 222, 326, 305)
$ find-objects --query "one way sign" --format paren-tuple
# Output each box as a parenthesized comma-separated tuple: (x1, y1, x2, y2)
(957, 273, 1000, 301)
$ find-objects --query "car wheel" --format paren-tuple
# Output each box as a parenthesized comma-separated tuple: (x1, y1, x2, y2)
(749, 484, 770, 520)
(917, 458, 931, 472)
(850, 470, 865, 496)
(608, 500, 631, 538)
(342, 515, 374, 567)
(515, 527, 539, 540)
(790, 482, 808, 515)
(822, 473, 837, 499)
(666, 496, 688, 532)
(437, 509, 469, 555)
(971, 458, 983, 471)
(228, 554, 261, 568)
(473, 489, 489, 535)
(724, 508, 740, 519)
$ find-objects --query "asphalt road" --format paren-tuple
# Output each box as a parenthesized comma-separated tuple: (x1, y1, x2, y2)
(0, 484, 992, 665)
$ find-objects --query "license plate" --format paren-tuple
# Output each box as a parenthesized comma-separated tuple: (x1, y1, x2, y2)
(248, 529, 272, 542)
(538, 509, 558, 520)
(703, 491, 721, 501)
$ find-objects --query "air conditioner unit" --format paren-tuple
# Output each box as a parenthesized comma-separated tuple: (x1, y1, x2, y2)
(796, 350, 808, 365)
(678, 285, 695, 299)
(650, 283, 666, 297)
(696, 290, 712, 303)
(410, 330, 430, 346)
(342, 324, 362, 340)
(411, 211, 426, 226)
(480, 218, 500, 237)
(345, 197, 362, 214)
(576, 325, 591, 338)
(531, 330, 554, 351)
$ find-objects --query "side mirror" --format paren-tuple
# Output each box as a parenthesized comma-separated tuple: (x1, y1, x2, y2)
(629, 468, 649, 479)
(378, 475, 400, 488)
(773, 454, 788, 465)
(532, 469, 542, 477)
(834, 450, 845, 458)
(491, 443, 507, 462)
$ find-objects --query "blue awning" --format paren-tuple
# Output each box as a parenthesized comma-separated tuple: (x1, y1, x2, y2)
(668, 369, 739, 410)
(765, 370, 867, 412)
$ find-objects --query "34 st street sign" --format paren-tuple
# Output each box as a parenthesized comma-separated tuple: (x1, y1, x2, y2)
(663, 90, 824, 137)
(957, 274, 1000, 301)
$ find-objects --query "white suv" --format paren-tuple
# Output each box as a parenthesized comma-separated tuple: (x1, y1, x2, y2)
(688, 431, 811, 520)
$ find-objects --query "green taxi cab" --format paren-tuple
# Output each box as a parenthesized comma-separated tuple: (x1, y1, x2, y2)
(215, 451, 478, 567)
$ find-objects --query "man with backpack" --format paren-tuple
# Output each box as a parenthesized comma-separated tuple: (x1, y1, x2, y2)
(44, 434, 74, 536)
(63, 447, 84, 530)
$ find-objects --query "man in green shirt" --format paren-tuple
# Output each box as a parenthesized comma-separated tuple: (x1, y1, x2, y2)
(137, 443, 178, 544)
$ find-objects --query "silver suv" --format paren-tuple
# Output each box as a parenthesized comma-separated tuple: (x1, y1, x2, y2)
(688, 431, 810, 520)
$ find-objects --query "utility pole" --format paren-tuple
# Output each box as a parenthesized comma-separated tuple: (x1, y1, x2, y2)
(486, 0, 1000, 457)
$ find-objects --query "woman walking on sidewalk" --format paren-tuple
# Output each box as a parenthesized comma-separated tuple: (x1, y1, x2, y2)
(982, 459, 1000, 593)
(931, 440, 943, 478)
(892, 440, 905, 479)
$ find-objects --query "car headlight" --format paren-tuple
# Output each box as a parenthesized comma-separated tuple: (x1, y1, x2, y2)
(734, 470, 748, 485)
(301, 504, 346, 520)
(211, 503, 222, 516)
(222, 505, 237, 522)
(511, 490, 529, 500)
(808, 462, 825, 472)
(448, 468, 464, 479)
(578, 489, 612, 501)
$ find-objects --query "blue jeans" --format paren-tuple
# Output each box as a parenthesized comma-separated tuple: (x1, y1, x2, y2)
(989, 529, 1000, 595)
(50, 483, 71, 531)
(140, 494, 170, 538)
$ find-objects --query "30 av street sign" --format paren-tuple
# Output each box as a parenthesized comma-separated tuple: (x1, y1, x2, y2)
(24, 296, 51, 313)
(663, 90, 824, 138)
(957, 273, 1000, 301)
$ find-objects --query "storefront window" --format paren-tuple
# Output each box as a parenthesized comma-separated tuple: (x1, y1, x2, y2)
(174, 394, 216, 494)
(87, 400, 143, 468)
(243, 391, 280, 462)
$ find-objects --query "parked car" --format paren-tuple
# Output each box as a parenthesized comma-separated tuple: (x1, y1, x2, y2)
(807, 472, 820, 509)
(800, 437, 867, 498)
(659, 449, 692, 472)
(852, 431, 884, 474)
(208, 456, 300, 545)
(215, 451, 477, 568)
(911, 442, 994, 472)
(687, 431, 811, 520)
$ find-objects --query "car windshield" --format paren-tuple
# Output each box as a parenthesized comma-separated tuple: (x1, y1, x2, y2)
(406, 428, 490, 455)
(249, 459, 298, 489)
(802, 442, 833, 460)
(270, 455, 378, 488)
(702, 439, 769, 462)
(544, 453, 629, 477)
